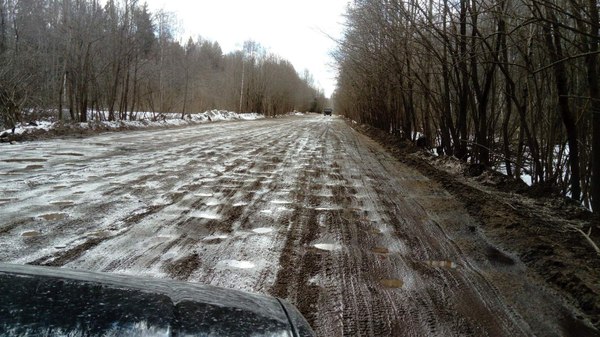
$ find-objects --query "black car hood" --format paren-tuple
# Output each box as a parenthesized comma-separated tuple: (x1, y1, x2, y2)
(0, 263, 314, 337)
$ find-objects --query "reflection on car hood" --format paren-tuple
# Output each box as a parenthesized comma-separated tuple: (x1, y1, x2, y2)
(0, 263, 314, 337)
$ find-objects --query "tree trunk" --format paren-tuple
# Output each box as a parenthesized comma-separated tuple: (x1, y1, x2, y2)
(182, 70, 189, 119)
(545, 19, 581, 200)
(502, 85, 513, 177)
(456, 0, 469, 160)
(586, 0, 600, 211)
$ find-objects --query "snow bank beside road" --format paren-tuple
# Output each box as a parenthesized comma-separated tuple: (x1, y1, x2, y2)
(0, 110, 264, 139)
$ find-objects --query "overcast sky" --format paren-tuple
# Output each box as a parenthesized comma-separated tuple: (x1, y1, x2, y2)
(143, 0, 349, 98)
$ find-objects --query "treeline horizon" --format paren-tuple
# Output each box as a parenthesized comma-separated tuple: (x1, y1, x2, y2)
(0, 0, 327, 125)
(334, 0, 599, 210)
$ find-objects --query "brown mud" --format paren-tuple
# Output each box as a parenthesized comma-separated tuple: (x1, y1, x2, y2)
(353, 121, 600, 331)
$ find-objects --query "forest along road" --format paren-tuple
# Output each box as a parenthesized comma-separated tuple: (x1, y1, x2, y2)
(0, 114, 594, 337)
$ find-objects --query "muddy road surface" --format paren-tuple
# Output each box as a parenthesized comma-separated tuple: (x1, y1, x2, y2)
(0, 115, 595, 336)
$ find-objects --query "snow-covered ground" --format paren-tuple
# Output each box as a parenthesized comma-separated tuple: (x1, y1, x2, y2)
(0, 110, 264, 137)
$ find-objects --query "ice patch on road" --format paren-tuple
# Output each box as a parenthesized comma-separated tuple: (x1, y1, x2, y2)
(260, 205, 293, 216)
(204, 198, 221, 206)
(251, 227, 274, 234)
(315, 206, 343, 211)
(313, 243, 342, 251)
(270, 199, 291, 205)
(192, 211, 221, 220)
(217, 260, 255, 269)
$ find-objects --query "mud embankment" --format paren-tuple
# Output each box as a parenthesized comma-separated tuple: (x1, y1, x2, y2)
(353, 122, 600, 330)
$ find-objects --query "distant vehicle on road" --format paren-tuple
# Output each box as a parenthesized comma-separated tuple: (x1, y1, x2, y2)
(0, 263, 315, 337)
(323, 108, 333, 116)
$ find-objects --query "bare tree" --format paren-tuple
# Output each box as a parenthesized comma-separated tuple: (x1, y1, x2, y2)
(0, 0, 321, 131)
(335, 0, 599, 209)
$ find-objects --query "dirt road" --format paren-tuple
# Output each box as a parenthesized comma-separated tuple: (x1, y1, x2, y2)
(0, 115, 596, 336)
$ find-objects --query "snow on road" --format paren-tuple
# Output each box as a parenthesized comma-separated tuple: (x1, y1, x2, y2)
(0, 115, 587, 336)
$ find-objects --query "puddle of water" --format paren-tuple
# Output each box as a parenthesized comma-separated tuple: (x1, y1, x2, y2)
(86, 231, 110, 238)
(424, 260, 457, 269)
(372, 247, 390, 254)
(313, 243, 342, 251)
(0, 198, 15, 205)
(51, 201, 75, 207)
(21, 230, 41, 237)
(560, 313, 600, 337)
(217, 260, 255, 269)
(486, 246, 515, 266)
(365, 228, 382, 235)
(54, 152, 84, 157)
(4, 158, 47, 163)
(252, 227, 274, 234)
(40, 213, 67, 221)
(380, 279, 404, 288)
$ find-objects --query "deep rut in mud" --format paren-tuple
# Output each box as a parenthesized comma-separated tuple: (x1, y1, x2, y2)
(0, 115, 598, 336)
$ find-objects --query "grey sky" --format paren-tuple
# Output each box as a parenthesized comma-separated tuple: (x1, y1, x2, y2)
(144, 0, 349, 97)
